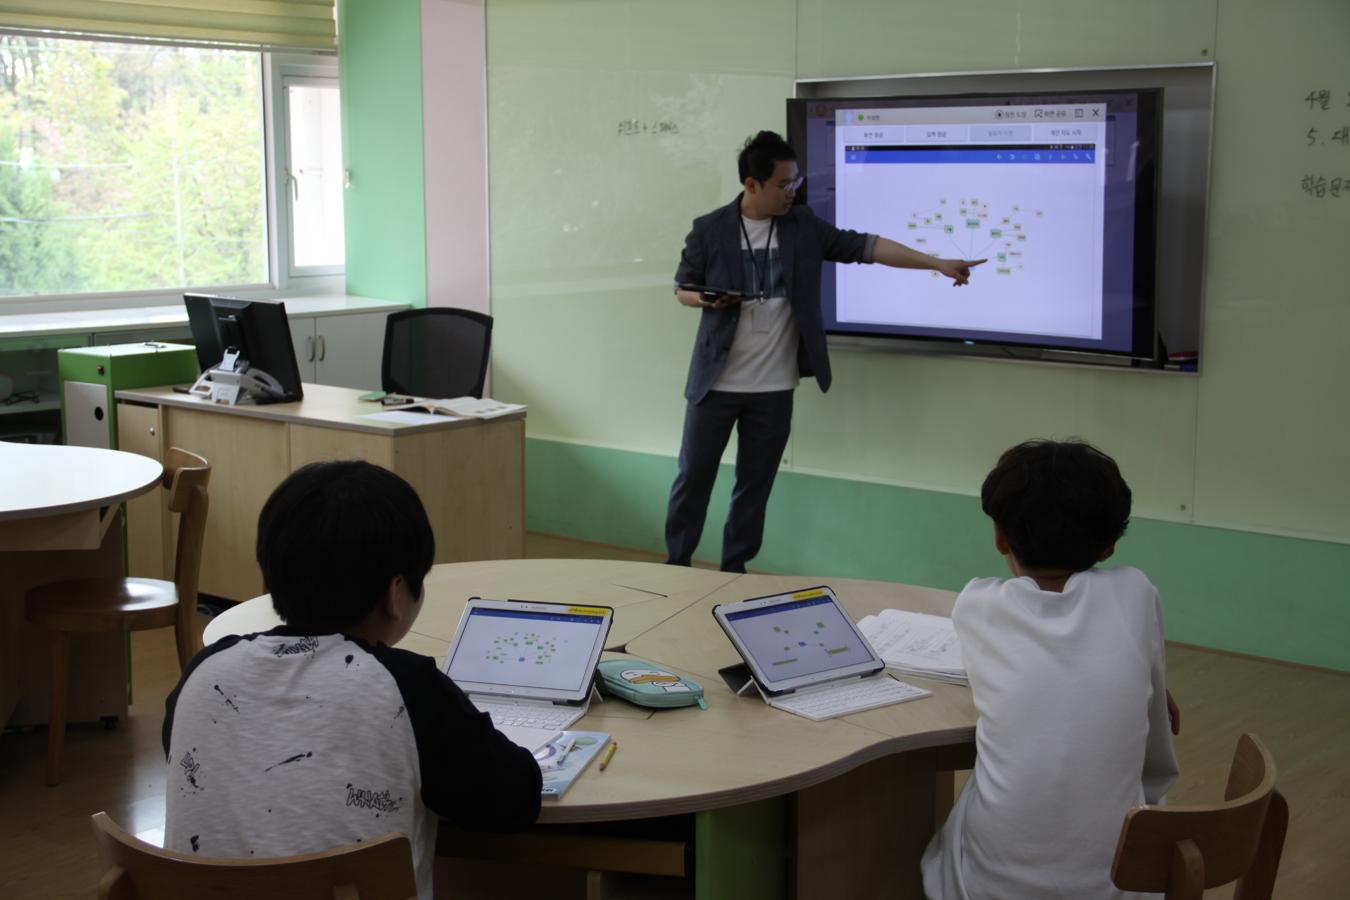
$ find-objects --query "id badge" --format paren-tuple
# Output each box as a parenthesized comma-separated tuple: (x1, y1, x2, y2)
(750, 302, 770, 334)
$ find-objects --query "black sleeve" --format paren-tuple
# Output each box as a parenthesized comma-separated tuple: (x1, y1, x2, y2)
(162, 633, 247, 760)
(808, 207, 873, 264)
(373, 647, 542, 832)
(673, 216, 707, 287)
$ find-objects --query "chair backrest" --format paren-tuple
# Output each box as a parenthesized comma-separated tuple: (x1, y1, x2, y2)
(382, 307, 493, 399)
(1111, 733, 1289, 900)
(163, 447, 210, 663)
(91, 812, 418, 900)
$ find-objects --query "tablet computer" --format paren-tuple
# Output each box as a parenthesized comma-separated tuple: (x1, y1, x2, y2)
(445, 598, 614, 704)
(677, 283, 751, 299)
(712, 586, 884, 695)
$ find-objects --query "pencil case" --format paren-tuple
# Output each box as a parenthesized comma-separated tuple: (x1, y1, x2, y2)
(597, 658, 708, 709)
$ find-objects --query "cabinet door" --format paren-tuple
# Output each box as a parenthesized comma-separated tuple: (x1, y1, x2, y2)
(314, 311, 388, 391)
(289, 316, 319, 383)
(117, 402, 167, 579)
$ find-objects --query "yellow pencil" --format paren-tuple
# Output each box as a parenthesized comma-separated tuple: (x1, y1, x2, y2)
(599, 741, 618, 771)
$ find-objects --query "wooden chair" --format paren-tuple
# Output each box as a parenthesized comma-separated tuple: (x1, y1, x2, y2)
(25, 447, 210, 785)
(90, 812, 417, 900)
(1112, 733, 1289, 900)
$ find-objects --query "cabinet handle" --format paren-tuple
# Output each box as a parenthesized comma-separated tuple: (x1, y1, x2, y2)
(306, 335, 315, 362)
(317, 335, 327, 362)
(149, 426, 156, 436)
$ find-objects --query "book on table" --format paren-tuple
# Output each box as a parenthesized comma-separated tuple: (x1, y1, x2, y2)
(386, 396, 526, 419)
(855, 609, 968, 685)
(535, 731, 611, 799)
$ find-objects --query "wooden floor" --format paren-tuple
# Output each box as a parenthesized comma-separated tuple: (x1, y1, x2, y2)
(2, 533, 1347, 899)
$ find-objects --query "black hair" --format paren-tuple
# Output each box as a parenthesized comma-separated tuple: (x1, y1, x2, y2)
(737, 130, 797, 184)
(980, 439, 1132, 572)
(256, 460, 435, 632)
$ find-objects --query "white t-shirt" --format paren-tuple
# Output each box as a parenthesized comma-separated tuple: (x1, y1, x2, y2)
(164, 628, 541, 900)
(711, 215, 800, 392)
(921, 566, 1179, 900)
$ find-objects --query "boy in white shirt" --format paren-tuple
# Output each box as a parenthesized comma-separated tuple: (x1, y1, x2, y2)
(922, 439, 1181, 900)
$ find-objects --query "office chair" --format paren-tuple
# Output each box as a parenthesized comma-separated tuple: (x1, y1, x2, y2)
(382, 307, 493, 399)
(25, 448, 210, 785)
(1111, 733, 1288, 900)
(90, 812, 417, 900)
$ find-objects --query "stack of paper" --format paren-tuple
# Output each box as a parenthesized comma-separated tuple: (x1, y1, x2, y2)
(857, 609, 967, 685)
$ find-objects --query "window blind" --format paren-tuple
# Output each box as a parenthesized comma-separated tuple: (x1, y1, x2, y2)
(0, 0, 336, 52)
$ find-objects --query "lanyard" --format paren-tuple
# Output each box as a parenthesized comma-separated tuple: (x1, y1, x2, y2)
(739, 215, 776, 303)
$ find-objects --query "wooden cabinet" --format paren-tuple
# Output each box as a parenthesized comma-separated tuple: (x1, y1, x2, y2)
(117, 384, 525, 602)
(288, 311, 389, 391)
(117, 403, 169, 579)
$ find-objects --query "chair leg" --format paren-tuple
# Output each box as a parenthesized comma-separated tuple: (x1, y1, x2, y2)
(173, 618, 198, 671)
(46, 630, 70, 786)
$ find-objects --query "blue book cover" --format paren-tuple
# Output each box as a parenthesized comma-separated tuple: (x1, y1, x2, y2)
(535, 730, 610, 799)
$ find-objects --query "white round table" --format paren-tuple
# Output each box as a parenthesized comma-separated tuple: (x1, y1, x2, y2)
(0, 442, 163, 523)
(1, 442, 164, 729)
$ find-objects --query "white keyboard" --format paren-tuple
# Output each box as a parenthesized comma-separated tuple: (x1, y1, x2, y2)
(769, 675, 932, 721)
(473, 698, 583, 732)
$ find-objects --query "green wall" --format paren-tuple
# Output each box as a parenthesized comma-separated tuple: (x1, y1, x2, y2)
(337, 0, 427, 306)
(526, 437, 1350, 671)
(479, 0, 1350, 670)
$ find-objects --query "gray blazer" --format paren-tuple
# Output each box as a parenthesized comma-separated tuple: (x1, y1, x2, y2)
(673, 194, 876, 403)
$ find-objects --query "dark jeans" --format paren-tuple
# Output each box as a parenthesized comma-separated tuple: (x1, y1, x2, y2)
(664, 389, 794, 573)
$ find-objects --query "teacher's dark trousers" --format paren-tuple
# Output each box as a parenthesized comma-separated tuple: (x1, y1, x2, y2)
(664, 389, 794, 573)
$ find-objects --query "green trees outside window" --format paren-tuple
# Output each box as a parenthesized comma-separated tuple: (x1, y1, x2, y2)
(0, 35, 267, 298)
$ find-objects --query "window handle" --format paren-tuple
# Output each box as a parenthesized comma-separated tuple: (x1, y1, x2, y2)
(286, 168, 299, 202)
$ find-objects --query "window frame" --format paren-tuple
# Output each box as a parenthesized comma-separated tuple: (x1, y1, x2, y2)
(0, 34, 344, 312)
(270, 55, 344, 282)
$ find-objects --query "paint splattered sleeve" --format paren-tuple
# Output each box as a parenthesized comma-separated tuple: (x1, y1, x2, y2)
(161, 628, 537, 900)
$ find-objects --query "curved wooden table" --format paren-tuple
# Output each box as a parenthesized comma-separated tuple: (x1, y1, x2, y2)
(205, 559, 975, 899)
(1, 442, 163, 727)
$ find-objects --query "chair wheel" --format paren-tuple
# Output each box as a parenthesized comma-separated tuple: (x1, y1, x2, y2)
(101, 716, 119, 731)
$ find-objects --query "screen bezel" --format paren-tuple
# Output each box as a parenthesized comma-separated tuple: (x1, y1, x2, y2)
(445, 597, 614, 703)
(712, 585, 884, 695)
(787, 87, 1161, 362)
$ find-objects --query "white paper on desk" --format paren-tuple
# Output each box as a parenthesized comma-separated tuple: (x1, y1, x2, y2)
(499, 725, 561, 753)
(858, 609, 967, 683)
(358, 410, 465, 425)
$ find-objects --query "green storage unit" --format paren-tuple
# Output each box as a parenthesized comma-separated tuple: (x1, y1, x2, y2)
(58, 343, 200, 449)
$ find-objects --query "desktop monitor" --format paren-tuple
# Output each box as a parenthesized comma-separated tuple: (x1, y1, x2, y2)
(184, 294, 304, 403)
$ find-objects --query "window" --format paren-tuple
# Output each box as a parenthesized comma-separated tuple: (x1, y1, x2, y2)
(0, 33, 343, 302)
(279, 74, 344, 274)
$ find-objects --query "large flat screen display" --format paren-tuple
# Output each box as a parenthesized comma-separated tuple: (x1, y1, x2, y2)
(787, 89, 1160, 359)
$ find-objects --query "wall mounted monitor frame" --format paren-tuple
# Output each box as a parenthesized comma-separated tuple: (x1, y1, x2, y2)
(789, 63, 1213, 373)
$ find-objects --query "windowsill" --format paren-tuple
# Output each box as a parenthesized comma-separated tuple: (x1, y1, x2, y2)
(0, 276, 410, 340)
(0, 277, 411, 340)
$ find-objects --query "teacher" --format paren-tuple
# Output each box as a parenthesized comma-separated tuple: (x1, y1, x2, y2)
(665, 131, 983, 573)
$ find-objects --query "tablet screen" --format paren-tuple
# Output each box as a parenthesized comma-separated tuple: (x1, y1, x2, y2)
(720, 589, 878, 688)
(447, 604, 609, 695)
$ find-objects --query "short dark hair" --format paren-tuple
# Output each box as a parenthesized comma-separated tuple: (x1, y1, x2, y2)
(256, 460, 435, 632)
(980, 439, 1131, 572)
(738, 130, 796, 184)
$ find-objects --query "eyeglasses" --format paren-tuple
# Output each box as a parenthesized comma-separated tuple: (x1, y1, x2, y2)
(760, 176, 803, 193)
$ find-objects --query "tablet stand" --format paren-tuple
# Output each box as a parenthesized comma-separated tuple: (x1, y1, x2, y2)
(718, 662, 758, 697)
